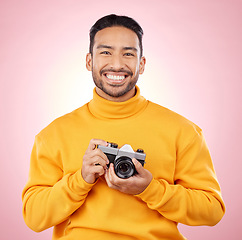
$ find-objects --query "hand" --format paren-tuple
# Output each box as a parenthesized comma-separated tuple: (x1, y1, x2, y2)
(81, 139, 109, 184)
(104, 158, 153, 195)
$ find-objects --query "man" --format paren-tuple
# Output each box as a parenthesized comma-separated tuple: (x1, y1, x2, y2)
(22, 14, 225, 240)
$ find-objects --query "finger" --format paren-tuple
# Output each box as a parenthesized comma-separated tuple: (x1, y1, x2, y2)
(91, 155, 108, 168)
(88, 163, 106, 176)
(85, 148, 109, 164)
(108, 163, 117, 179)
(87, 139, 108, 151)
(104, 168, 111, 185)
(108, 163, 127, 186)
(104, 166, 113, 187)
(94, 165, 105, 177)
(106, 164, 117, 184)
(95, 148, 109, 164)
(105, 166, 119, 190)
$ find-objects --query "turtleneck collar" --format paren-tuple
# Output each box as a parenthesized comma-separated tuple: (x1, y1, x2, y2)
(88, 86, 148, 120)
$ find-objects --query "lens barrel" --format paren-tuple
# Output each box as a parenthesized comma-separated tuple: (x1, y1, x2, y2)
(114, 156, 135, 179)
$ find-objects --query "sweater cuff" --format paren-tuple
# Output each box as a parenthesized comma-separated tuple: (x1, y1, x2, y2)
(135, 178, 165, 204)
(70, 169, 97, 195)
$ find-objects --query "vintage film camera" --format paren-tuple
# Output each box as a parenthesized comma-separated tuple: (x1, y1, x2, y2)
(97, 142, 146, 179)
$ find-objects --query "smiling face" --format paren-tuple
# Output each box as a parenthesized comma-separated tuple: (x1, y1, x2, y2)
(86, 26, 146, 102)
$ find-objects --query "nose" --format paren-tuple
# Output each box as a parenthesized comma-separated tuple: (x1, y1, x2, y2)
(109, 54, 125, 70)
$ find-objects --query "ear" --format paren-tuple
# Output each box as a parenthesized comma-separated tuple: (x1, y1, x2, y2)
(139, 56, 146, 74)
(86, 53, 92, 71)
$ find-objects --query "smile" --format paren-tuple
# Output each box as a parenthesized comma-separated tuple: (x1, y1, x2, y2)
(106, 74, 126, 80)
(102, 71, 130, 85)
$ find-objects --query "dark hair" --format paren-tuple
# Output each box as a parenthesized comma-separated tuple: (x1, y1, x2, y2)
(89, 14, 143, 57)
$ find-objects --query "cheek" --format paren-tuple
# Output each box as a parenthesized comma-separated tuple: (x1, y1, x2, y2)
(132, 63, 141, 75)
(92, 58, 108, 72)
(91, 61, 101, 73)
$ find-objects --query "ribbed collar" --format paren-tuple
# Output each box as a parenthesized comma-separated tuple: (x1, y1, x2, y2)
(88, 86, 148, 120)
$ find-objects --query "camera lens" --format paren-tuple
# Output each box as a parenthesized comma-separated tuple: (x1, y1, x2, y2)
(119, 163, 129, 173)
(114, 157, 135, 179)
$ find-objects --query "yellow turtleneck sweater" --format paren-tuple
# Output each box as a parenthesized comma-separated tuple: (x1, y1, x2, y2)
(22, 86, 225, 240)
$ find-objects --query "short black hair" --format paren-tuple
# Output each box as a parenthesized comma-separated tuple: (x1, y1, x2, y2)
(89, 14, 143, 57)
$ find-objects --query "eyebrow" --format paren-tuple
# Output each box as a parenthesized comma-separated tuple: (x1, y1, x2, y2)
(96, 45, 138, 52)
(96, 44, 113, 49)
(123, 47, 138, 52)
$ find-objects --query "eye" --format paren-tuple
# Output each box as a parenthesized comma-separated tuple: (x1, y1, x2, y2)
(124, 52, 135, 57)
(100, 51, 111, 55)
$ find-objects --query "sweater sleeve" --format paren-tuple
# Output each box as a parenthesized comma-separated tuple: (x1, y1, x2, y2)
(22, 135, 95, 232)
(136, 129, 225, 226)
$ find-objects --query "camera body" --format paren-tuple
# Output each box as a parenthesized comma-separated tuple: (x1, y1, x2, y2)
(97, 142, 146, 179)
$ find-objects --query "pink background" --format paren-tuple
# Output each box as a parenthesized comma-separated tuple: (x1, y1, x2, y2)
(1, 0, 241, 239)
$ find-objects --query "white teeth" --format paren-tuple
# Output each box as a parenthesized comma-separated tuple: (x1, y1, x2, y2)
(106, 74, 125, 80)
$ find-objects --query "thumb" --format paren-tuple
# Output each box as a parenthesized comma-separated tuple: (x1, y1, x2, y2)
(132, 158, 145, 175)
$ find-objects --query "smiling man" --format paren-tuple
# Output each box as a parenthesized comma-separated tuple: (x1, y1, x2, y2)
(22, 14, 225, 240)
(86, 25, 146, 102)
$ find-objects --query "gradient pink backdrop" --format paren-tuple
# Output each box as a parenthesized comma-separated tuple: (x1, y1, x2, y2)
(1, 0, 241, 239)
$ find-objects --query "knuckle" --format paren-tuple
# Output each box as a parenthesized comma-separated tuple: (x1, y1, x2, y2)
(94, 148, 101, 155)
(99, 167, 105, 175)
